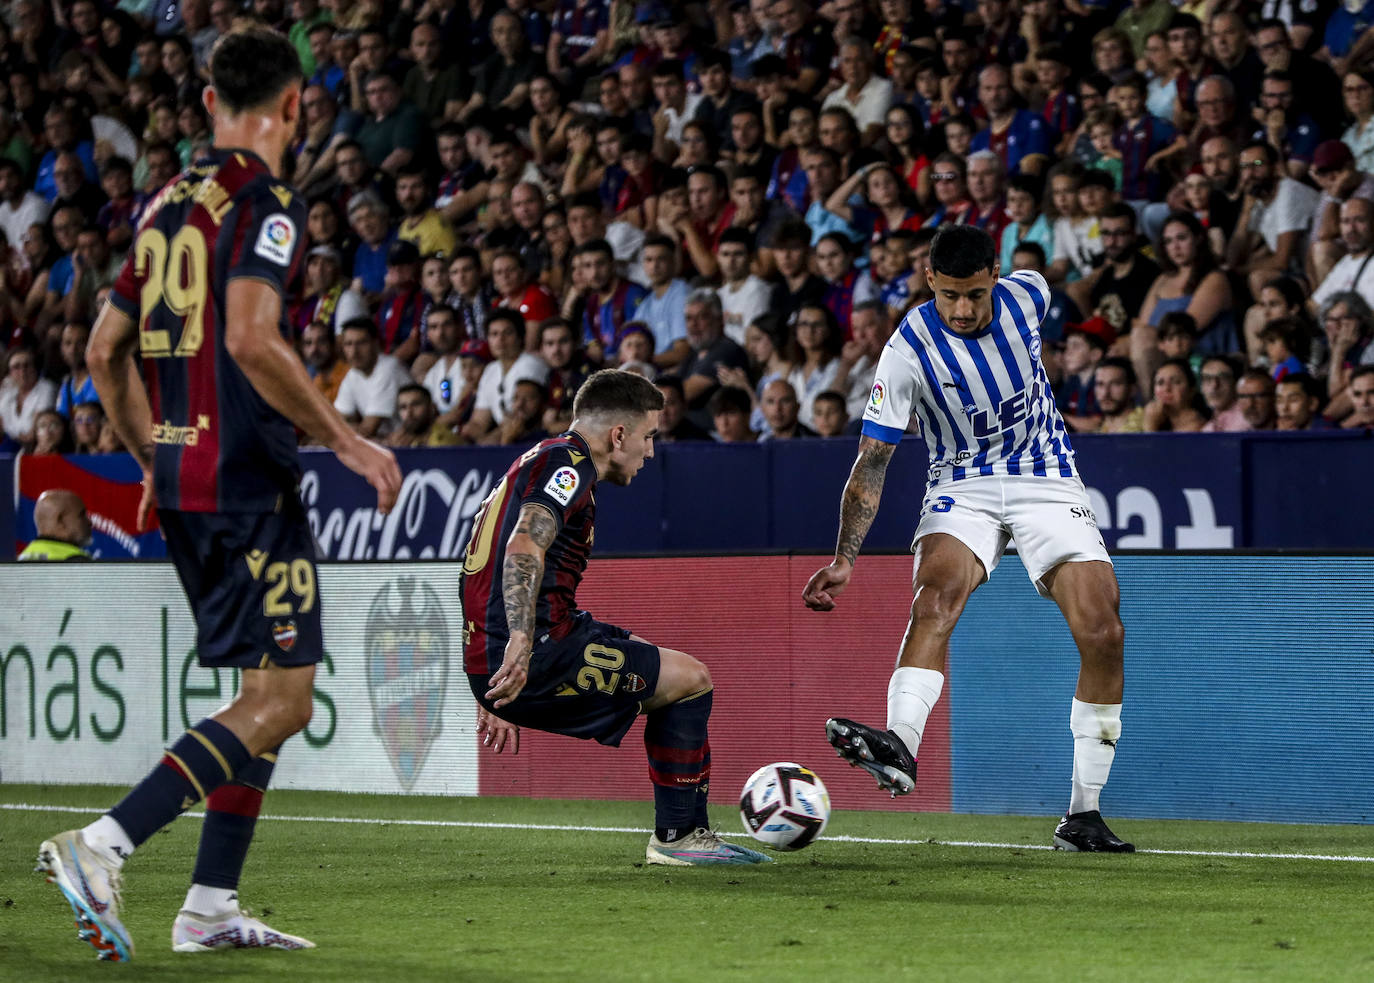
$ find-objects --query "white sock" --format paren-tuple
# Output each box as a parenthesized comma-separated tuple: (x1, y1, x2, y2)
(886, 667, 944, 758)
(1069, 698, 1122, 815)
(81, 815, 134, 867)
(184, 884, 240, 916)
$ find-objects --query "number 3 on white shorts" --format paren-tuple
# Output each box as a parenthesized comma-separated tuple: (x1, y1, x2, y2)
(929, 496, 955, 514)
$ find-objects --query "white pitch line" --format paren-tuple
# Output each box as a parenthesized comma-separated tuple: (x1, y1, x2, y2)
(5, 802, 1373, 864)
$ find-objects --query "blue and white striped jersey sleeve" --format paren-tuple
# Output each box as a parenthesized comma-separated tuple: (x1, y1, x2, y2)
(860, 342, 922, 444)
(1000, 269, 1051, 328)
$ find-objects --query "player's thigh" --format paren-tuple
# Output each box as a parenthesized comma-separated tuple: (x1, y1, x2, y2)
(1003, 476, 1111, 598)
(912, 479, 1009, 587)
(641, 647, 711, 711)
(1042, 559, 1122, 645)
(161, 506, 325, 671)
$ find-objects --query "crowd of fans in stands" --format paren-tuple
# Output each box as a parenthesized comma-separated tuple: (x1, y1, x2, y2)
(3, 0, 1374, 454)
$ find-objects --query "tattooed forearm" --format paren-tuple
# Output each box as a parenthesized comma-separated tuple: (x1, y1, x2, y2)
(502, 504, 556, 636)
(835, 437, 895, 565)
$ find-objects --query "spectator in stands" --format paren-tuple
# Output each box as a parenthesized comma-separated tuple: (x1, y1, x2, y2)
(394, 165, 456, 259)
(831, 300, 888, 423)
(577, 237, 647, 363)
(356, 70, 425, 177)
(1275, 372, 1326, 431)
(1259, 316, 1309, 382)
(1228, 140, 1320, 299)
(481, 377, 550, 445)
(540, 317, 592, 434)
(633, 234, 691, 368)
(716, 228, 771, 347)
(347, 190, 396, 305)
(1342, 365, 1374, 428)
(1236, 368, 1278, 430)
(69, 401, 103, 454)
(461, 307, 550, 442)
(0, 157, 49, 253)
(295, 245, 365, 338)
(54, 320, 96, 418)
(388, 384, 461, 447)
(30, 408, 71, 455)
(1056, 317, 1112, 432)
(1199, 354, 1247, 432)
(1093, 357, 1145, 433)
(403, 22, 467, 128)
(1010, 241, 1079, 344)
(1320, 291, 1374, 414)
(419, 305, 467, 424)
(654, 375, 710, 442)
(822, 39, 893, 146)
(1074, 202, 1158, 342)
(679, 287, 749, 428)
(17, 488, 91, 561)
(708, 384, 756, 442)
(335, 318, 413, 439)
(1340, 70, 1374, 175)
(786, 301, 843, 430)
(375, 240, 426, 364)
(35, 105, 96, 204)
(0, 346, 55, 447)
(999, 174, 1052, 275)
(301, 320, 348, 405)
(1143, 357, 1207, 432)
(1308, 141, 1374, 285)
(758, 378, 816, 440)
(815, 232, 876, 336)
(491, 248, 555, 349)
(769, 221, 828, 326)
(972, 63, 1052, 178)
(1134, 211, 1235, 388)
(1311, 198, 1374, 314)
(810, 389, 851, 437)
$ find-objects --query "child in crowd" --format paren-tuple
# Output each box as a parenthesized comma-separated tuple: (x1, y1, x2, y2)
(1157, 311, 1202, 375)
(1110, 72, 1186, 213)
(1000, 173, 1054, 272)
(1086, 109, 1123, 192)
(1260, 317, 1309, 381)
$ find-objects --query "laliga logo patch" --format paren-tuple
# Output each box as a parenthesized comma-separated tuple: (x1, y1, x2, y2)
(272, 620, 297, 652)
(543, 466, 580, 506)
(254, 213, 296, 266)
(867, 381, 885, 416)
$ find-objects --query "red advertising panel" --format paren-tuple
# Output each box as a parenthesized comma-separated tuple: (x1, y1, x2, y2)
(478, 555, 952, 813)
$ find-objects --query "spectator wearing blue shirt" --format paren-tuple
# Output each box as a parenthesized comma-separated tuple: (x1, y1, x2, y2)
(1323, 0, 1374, 60)
(1251, 70, 1322, 179)
(633, 235, 692, 369)
(970, 63, 1052, 178)
(54, 321, 99, 419)
(34, 107, 98, 203)
(346, 190, 396, 302)
(801, 147, 863, 247)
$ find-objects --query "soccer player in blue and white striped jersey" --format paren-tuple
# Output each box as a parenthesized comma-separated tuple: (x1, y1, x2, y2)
(803, 225, 1134, 853)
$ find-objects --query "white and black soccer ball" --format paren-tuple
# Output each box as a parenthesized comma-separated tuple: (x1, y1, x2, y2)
(739, 762, 831, 851)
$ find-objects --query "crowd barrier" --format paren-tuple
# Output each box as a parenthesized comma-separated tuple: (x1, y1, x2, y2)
(5, 431, 1372, 561)
(3, 555, 1371, 824)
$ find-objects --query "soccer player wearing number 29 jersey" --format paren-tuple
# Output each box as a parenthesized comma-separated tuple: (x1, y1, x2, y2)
(36, 29, 402, 961)
(803, 226, 1134, 853)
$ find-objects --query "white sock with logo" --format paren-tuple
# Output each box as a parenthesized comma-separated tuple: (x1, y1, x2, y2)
(1069, 698, 1122, 815)
(184, 884, 240, 916)
(81, 815, 135, 868)
(886, 667, 944, 758)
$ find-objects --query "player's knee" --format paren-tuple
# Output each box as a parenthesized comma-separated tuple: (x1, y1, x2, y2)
(910, 584, 964, 633)
(267, 693, 313, 740)
(1081, 613, 1125, 659)
(680, 657, 711, 696)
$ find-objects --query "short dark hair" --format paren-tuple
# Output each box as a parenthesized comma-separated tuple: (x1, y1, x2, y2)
(707, 385, 752, 417)
(654, 375, 685, 398)
(1276, 371, 1322, 401)
(929, 225, 997, 278)
(1201, 354, 1240, 379)
(1011, 240, 1046, 266)
(1101, 202, 1138, 226)
(340, 316, 378, 338)
(1096, 356, 1136, 387)
(1350, 364, 1374, 384)
(1242, 140, 1279, 165)
(652, 58, 685, 81)
(573, 238, 614, 261)
(398, 382, 432, 403)
(572, 368, 666, 418)
(209, 27, 303, 114)
(813, 390, 847, 414)
(485, 306, 524, 335)
(718, 227, 753, 251)
(1158, 311, 1198, 337)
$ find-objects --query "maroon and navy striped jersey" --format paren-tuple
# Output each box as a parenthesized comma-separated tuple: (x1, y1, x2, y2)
(460, 431, 600, 674)
(108, 148, 309, 513)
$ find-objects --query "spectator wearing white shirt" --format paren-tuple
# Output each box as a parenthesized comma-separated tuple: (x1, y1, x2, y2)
(1, 347, 57, 448)
(1228, 140, 1321, 298)
(0, 157, 49, 253)
(1311, 197, 1374, 311)
(460, 307, 551, 442)
(651, 59, 704, 163)
(831, 300, 890, 422)
(334, 318, 414, 439)
(821, 39, 893, 146)
(419, 304, 471, 432)
(632, 234, 691, 368)
(716, 228, 772, 347)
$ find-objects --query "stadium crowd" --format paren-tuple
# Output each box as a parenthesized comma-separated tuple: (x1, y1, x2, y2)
(3, 0, 1374, 453)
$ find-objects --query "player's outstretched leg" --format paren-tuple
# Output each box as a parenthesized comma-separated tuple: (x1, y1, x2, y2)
(173, 746, 315, 952)
(642, 652, 769, 866)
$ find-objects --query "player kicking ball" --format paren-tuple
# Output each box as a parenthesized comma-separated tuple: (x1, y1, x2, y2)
(803, 225, 1133, 853)
(462, 368, 769, 866)
(36, 27, 402, 960)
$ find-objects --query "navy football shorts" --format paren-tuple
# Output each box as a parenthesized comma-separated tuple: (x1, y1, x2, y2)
(161, 502, 324, 670)
(468, 612, 662, 747)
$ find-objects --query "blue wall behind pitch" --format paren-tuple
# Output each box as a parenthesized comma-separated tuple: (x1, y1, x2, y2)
(949, 555, 1374, 823)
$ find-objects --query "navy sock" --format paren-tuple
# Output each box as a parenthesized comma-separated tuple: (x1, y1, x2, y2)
(108, 718, 253, 849)
(645, 689, 712, 836)
(190, 746, 279, 891)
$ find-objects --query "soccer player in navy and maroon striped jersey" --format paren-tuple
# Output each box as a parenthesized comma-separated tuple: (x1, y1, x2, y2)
(461, 369, 768, 867)
(37, 27, 401, 962)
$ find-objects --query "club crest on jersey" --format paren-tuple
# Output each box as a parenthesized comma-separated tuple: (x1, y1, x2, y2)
(271, 620, 297, 651)
(544, 466, 580, 506)
(1029, 335, 1042, 361)
(254, 213, 295, 266)
(365, 578, 450, 791)
(867, 381, 885, 416)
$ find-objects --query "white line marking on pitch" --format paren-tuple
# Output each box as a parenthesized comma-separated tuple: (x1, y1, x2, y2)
(5, 802, 1372, 864)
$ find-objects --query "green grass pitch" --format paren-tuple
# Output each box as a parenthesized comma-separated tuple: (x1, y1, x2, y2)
(3, 784, 1373, 982)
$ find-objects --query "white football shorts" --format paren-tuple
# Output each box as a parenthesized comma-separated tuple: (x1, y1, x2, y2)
(912, 475, 1111, 597)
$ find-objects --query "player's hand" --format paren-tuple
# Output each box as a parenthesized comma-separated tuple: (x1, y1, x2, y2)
(803, 558, 853, 611)
(487, 632, 533, 708)
(136, 470, 157, 533)
(337, 435, 403, 515)
(476, 705, 520, 754)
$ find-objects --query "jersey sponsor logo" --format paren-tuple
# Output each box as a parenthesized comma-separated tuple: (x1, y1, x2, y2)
(544, 466, 580, 506)
(254, 213, 296, 266)
(867, 381, 885, 416)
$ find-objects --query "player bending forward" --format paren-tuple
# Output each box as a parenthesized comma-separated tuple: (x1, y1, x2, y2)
(803, 225, 1133, 853)
(37, 27, 402, 961)
(462, 369, 769, 866)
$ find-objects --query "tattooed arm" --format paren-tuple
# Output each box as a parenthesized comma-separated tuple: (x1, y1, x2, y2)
(485, 503, 559, 708)
(802, 436, 897, 611)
